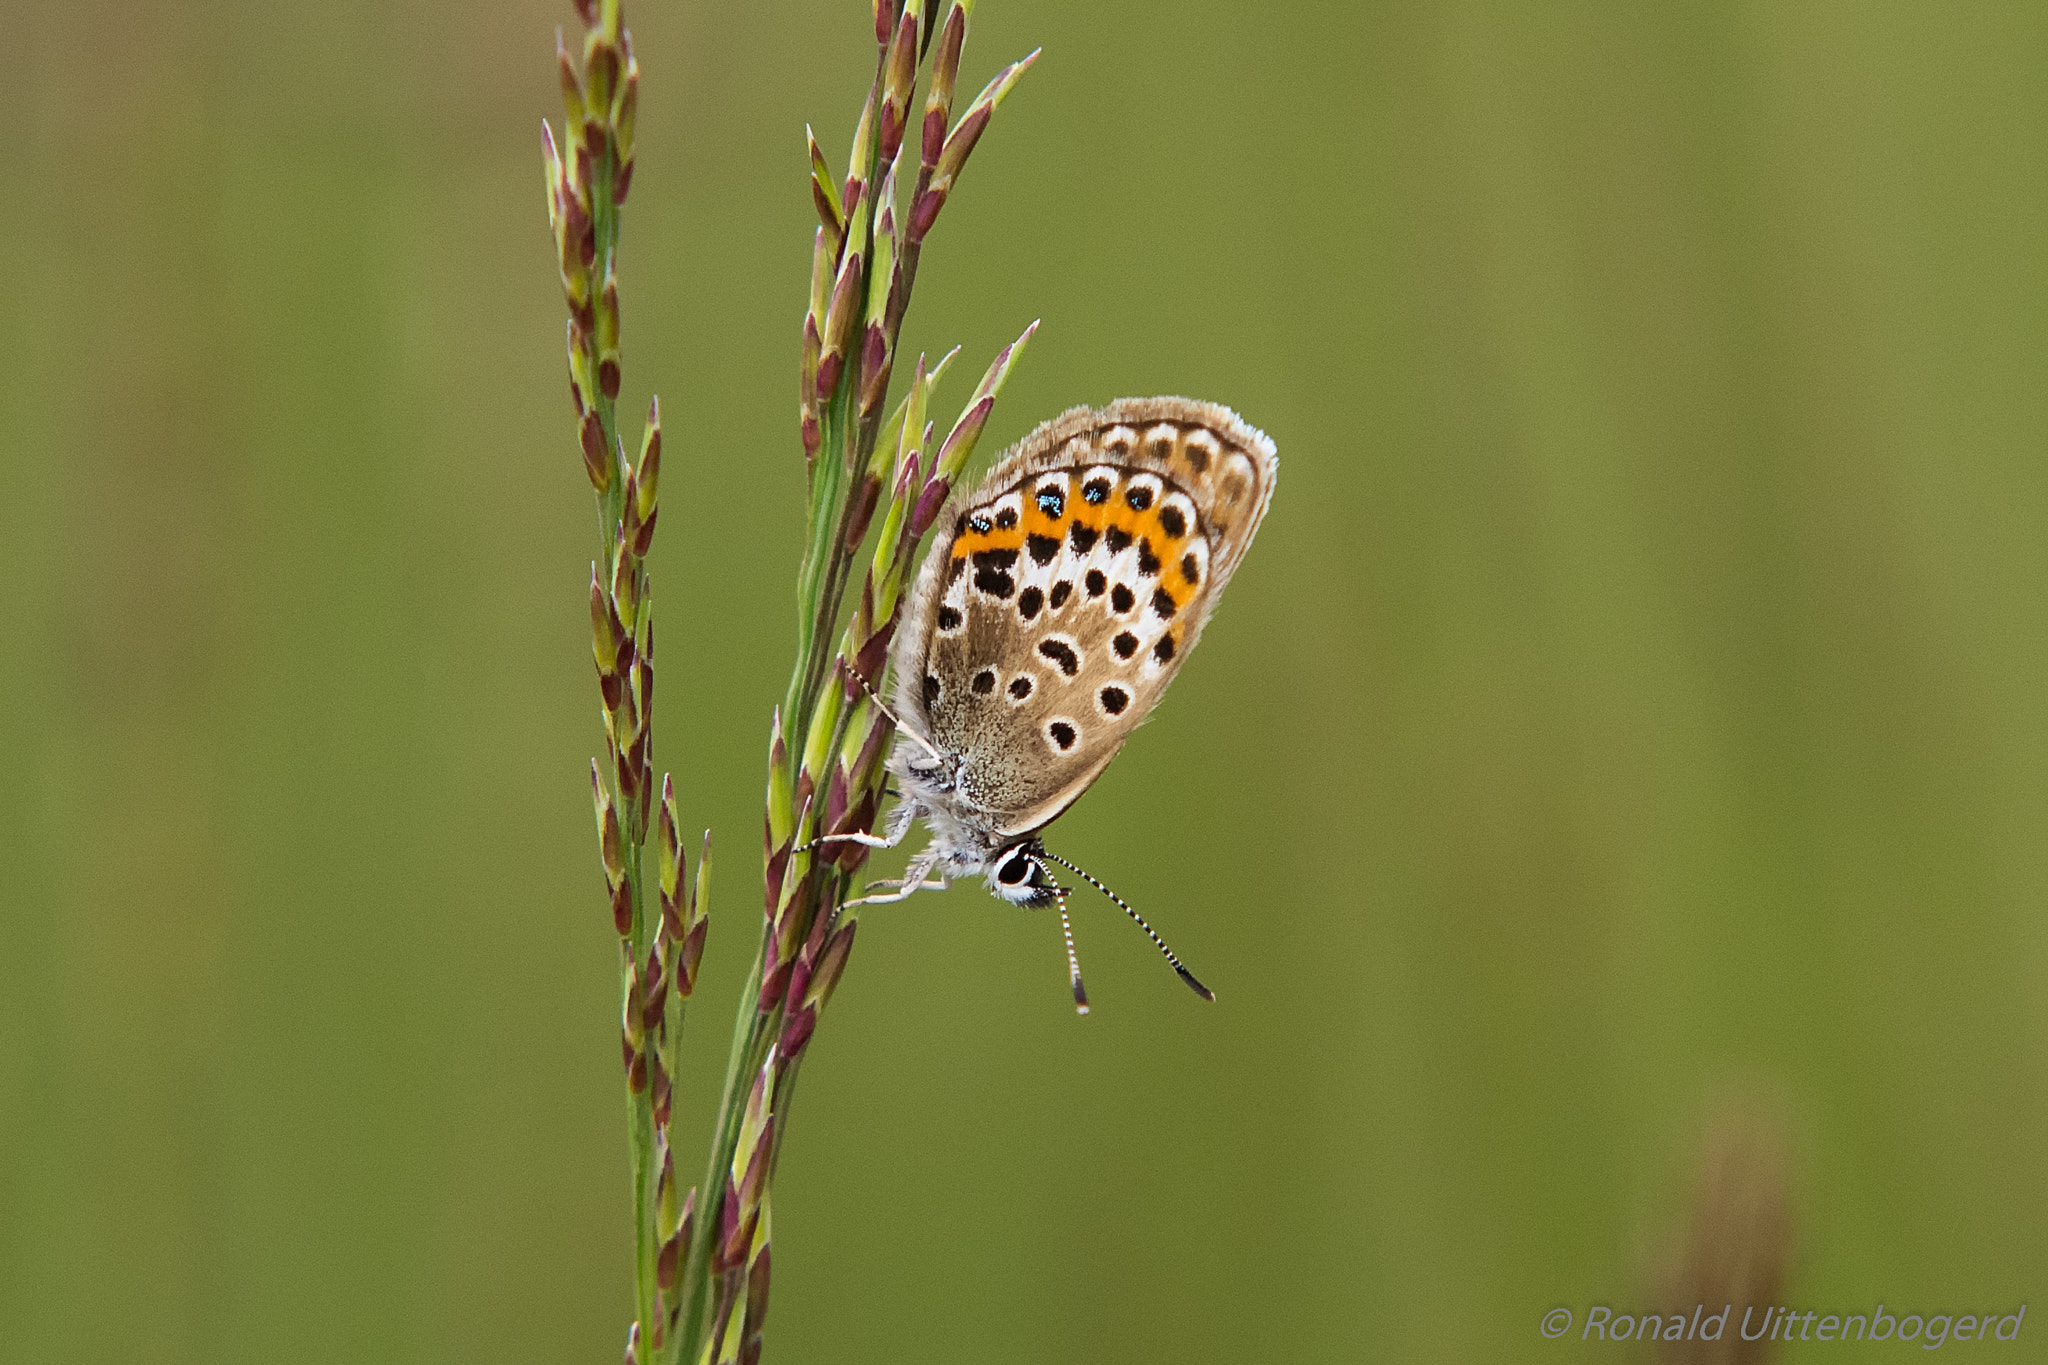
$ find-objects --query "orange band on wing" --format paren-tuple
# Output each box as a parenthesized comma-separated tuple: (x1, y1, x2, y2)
(950, 470, 1201, 628)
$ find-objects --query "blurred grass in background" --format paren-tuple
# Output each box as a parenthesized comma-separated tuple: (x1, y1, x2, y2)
(3, 0, 2044, 1360)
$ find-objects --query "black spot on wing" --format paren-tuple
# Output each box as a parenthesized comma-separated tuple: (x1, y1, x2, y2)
(1104, 526, 1132, 554)
(1112, 631, 1138, 659)
(1152, 587, 1178, 620)
(1017, 586, 1044, 621)
(1181, 552, 1200, 586)
(1009, 675, 1034, 700)
(1048, 721, 1076, 750)
(1082, 478, 1111, 505)
(1124, 484, 1154, 511)
(1068, 523, 1098, 554)
(1027, 533, 1060, 565)
(1099, 686, 1128, 715)
(1037, 639, 1080, 676)
(994, 505, 1018, 530)
(1110, 583, 1135, 614)
(1035, 484, 1065, 517)
(947, 556, 964, 584)
(1136, 539, 1161, 576)
(972, 669, 995, 694)
(937, 604, 961, 630)
(1158, 506, 1187, 539)
(1049, 580, 1073, 609)
(923, 674, 940, 709)
(1085, 570, 1107, 598)
(972, 547, 1018, 599)
(1153, 634, 1176, 663)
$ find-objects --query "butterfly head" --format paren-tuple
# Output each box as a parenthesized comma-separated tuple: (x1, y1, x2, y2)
(986, 838, 1062, 907)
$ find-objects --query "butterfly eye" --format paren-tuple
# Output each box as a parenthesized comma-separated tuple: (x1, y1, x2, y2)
(997, 853, 1033, 885)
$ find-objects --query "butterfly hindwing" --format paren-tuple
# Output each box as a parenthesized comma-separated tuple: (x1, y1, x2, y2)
(895, 398, 1278, 836)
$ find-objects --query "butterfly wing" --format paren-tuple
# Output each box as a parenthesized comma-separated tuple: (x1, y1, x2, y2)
(891, 398, 1278, 836)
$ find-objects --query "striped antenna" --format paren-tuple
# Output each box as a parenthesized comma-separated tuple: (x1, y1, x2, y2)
(1050, 880, 1091, 1015)
(1037, 851, 1215, 1002)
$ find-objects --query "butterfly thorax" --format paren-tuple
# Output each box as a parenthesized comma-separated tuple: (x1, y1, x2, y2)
(884, 748, 1063, 906)
(884, 741, 1014, 878)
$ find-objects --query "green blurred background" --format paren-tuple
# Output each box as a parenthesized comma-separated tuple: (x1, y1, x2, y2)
(4, 0, 2044, 1359)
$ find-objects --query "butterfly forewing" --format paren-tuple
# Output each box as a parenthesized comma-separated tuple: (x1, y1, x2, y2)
(896, 398, 1278, 836)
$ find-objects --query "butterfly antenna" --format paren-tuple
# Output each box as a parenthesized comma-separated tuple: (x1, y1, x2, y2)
(1038, 851, 1215, 1002)
(1051, 882, 1091, 1016)
(839, 660, 944, 766)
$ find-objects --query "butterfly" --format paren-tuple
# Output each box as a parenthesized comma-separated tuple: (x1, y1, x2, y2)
(825, 397, 1277, 1011)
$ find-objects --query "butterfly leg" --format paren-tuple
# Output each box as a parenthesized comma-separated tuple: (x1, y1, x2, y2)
(800, 796, 922, 856)
(847, 877, 950, 900)
(809, 830, 897, 850)
(843, 881, 948, 906)
(843, 847, 946, 907)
